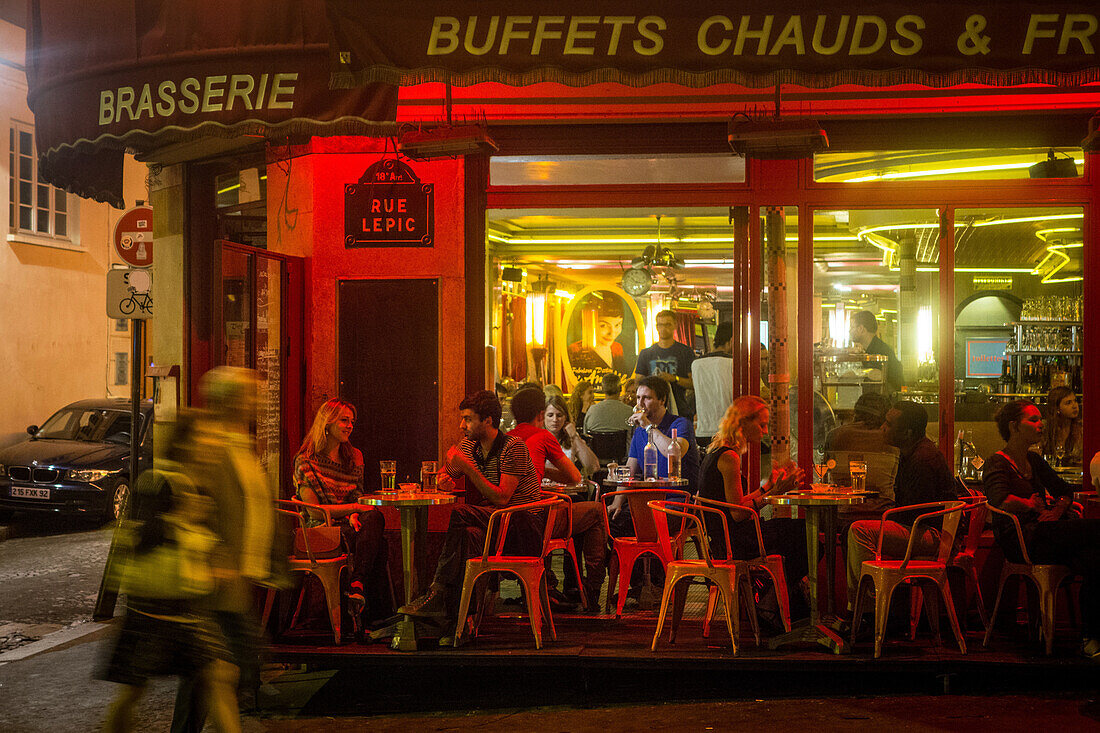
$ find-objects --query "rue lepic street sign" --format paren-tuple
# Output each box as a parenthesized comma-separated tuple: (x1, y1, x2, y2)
(344, 158, 434, 248)
(113, 205, 153, 267)
(107, 267, 152, 319)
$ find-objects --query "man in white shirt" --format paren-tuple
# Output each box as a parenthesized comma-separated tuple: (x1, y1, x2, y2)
(691, 321, 733, 451)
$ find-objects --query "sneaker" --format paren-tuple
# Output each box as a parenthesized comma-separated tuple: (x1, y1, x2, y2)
(397, 584, 448, 619)
(346, 582, 366, 611)
(548, 587, 577, 611)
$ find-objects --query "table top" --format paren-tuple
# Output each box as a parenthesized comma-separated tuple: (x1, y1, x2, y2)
(359, 491, 457, 507)
(767, 486, 872, 507)
(541, 480, 592, 495)
(601, 478, 690, 489)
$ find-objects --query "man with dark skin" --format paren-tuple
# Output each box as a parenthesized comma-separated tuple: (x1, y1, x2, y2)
(844, 401, 957, 617)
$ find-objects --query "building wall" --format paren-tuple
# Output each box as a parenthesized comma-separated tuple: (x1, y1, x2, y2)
(0, 18, 147, 446)
(266, 137, 468, 460)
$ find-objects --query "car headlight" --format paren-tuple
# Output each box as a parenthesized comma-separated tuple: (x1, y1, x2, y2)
(69, 469, 121, 483)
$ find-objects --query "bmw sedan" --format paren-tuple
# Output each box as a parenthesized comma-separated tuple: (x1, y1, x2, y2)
(0, 399, 153, 522)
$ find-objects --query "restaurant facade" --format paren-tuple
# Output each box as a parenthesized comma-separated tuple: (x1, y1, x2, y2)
(25, 1, 1100, 494)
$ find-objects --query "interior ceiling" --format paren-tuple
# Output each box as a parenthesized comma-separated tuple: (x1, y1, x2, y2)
(488, 151, 1084, 298)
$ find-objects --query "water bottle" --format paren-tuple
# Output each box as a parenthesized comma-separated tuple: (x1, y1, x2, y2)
(667, 428, 682, 481)
(643, 428, 659, 481)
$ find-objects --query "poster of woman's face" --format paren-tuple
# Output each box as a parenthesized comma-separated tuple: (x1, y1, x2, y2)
(566, 290, 639, 384)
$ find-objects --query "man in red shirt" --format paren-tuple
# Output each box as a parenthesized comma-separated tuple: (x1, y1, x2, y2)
(509, 387, 607, 612)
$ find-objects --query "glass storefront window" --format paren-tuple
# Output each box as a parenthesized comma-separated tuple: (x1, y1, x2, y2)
(953, 206, 1084, 473)
(814, 148, 1083, 183)
(490, 154, 745, 186)
(812, 208, 941, 479)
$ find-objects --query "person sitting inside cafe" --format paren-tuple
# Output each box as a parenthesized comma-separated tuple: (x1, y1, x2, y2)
(399, 390, 543, 644)
(509, 387, 606, 613)
(844, 401, 958, 621)
(825, 392, 898, 514)
(583, 373, 635, 435)
(1040, 385, 1082, 467)
(983, 399, 1100, 659)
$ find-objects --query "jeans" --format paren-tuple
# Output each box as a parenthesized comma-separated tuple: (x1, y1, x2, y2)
(432, 503, 543, 594)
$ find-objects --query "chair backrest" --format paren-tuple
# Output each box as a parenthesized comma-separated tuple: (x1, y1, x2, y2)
(588, 430, 630, 465)
(540, 489, 573, 541)
(956, 473, 983, 499)
(649, 500, 728, 568)
(984, 502, 1033, 565)
(881, 500, 966, 567)
(603, 488, 692, 543)
(829, 449, 899, 500)
(956, 491, 989, 560)
(482, 496, 565, 561)
(694, 494, 765, 560)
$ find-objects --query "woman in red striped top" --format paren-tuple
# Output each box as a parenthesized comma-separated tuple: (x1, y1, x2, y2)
(294, 399, 391, 632)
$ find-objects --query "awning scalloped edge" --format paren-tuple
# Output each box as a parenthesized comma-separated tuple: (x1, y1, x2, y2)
(333, 65, 1100, 90)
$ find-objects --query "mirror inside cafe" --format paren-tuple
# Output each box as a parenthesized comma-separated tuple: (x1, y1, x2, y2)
(486, 147, 1086, 482)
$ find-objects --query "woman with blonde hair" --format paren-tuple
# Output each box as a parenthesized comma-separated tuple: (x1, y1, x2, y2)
(294, 399, 391, 632)
(697, 395, 809, 620)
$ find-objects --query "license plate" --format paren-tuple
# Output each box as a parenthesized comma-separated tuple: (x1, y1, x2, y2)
(11, 485, 50, 500)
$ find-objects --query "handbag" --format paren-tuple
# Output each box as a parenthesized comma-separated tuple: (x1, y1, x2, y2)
(293, 524, 344, 560)
(121, 516, 216, 600)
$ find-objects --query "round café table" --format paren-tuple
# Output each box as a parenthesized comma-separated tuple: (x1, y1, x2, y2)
(359, 490, 455, 651)
(766, 486, 869, 655)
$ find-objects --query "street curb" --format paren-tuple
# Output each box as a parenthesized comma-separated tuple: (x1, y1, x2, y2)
(0, 621, 111, 664)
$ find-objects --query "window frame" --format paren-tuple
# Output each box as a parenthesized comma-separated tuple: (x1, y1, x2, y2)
(7, 120, 81, 250)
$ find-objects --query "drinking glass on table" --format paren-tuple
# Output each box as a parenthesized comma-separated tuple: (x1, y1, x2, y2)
(380, 460, 397, 490)
(615, 465, 633, 482)
(849, 460, 867, 491)
(420, 460, 438, 491)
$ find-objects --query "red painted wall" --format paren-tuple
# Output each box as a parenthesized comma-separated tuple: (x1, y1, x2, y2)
(270, 136, 470, 460)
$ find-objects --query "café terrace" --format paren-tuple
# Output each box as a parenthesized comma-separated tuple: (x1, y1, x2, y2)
(23, 0, 1100, 710)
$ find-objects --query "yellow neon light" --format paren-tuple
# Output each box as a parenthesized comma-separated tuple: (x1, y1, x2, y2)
(841, 158, 1083, 183)
(973, 213, 1082, 227)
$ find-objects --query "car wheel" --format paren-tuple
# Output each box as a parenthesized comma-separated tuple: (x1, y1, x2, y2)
(110, 479, 131, 522)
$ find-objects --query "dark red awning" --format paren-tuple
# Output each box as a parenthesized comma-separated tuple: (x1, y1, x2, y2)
(326, 0, 1100, 89)
(26, 0, 397, 208)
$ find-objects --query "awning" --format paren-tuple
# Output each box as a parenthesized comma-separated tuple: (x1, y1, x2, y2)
(327, 1, 1100, 89)
(26, 0, 397, 208)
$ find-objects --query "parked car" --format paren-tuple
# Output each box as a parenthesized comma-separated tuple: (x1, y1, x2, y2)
(0, 399, 153, 522)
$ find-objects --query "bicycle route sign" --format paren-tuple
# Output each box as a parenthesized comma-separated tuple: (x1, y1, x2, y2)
(107, 267, 153, 319)
(113, 205, 153, 268)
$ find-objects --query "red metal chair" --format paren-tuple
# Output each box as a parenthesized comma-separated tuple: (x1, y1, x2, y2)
(694, 495, 792, 636)
(601, 488, 693, 618)
(647, 500, 746, 653)
(540, 489, 588, 608)
(452, 495, 567, 649)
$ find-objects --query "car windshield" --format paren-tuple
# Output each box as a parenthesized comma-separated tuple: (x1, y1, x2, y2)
(36, 408, 143, 443)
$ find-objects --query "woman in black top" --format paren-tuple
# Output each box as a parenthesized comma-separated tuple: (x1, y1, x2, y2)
(698, 395, 808, 615)
(982, 399, 1100, 658)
